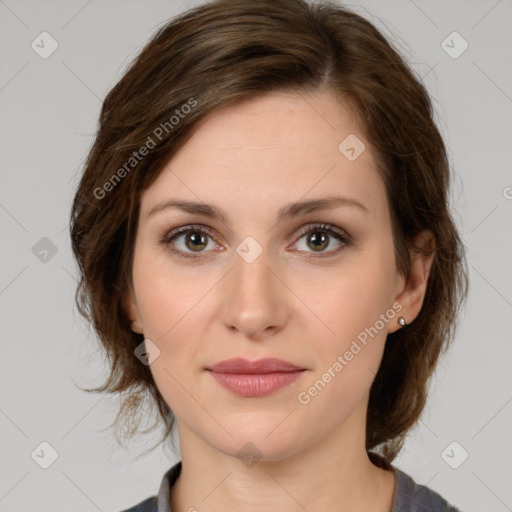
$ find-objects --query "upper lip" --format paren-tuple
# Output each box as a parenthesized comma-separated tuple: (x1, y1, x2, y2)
(207, 357, 305, 374)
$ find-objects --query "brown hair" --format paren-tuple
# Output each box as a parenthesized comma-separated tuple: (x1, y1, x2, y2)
(69, 0, 468, 464)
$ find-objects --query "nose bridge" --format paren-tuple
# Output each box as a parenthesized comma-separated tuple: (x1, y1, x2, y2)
(221, 237, 287, 336)
(235, 240, 272, 293)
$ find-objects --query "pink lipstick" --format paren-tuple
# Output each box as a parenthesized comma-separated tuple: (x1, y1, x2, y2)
(206, 357, 306, 397)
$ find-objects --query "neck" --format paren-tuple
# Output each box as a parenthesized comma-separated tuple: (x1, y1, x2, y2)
(169, 408, 395, 512)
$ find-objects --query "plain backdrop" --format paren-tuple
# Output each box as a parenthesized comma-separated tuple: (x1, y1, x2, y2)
(1, 0, 511, 511)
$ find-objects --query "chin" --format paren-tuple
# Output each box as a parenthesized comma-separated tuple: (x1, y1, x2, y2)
(209, 422, 306, 464)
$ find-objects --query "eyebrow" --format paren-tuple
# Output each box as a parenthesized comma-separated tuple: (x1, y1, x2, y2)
(147, 195, 368, 224)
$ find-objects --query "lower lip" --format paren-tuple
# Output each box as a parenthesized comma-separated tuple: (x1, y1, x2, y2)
(207, 370, 305, 397)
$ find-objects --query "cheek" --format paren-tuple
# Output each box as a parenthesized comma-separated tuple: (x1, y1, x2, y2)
(291, 245, 397, 401)
(294, 249, 397, 347)
(131, 246, 217, 398)
(132, 243, 210, 335)
(135, 279, 204, 419)
(293, 271, 394, 423)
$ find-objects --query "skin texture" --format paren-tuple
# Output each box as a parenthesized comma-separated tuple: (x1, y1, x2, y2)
(123, 90, 435, 512)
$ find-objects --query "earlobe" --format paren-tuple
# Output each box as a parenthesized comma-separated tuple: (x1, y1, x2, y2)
(393, 230, 435, 329)
(121, 287, 144, 334)
(130, 320, 144, 334)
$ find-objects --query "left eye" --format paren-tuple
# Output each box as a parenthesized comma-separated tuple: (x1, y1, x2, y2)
(293, 223, 350, 257)
(160, 223, 351, 260)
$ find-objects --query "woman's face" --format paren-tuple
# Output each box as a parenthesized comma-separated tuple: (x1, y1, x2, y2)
(124, 90, 407, 461)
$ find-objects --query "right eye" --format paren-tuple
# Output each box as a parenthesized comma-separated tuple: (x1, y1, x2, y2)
(160, 225, 222, 259)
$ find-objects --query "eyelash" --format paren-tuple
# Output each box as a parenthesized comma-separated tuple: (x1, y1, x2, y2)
(159, 223, 352, 261)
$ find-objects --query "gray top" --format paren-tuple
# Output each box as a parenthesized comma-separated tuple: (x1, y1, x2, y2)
(120, 461, 462, 512)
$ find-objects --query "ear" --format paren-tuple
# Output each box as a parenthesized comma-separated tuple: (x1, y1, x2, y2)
(121, 284, 144, 334)
(390, 230, 435, 332)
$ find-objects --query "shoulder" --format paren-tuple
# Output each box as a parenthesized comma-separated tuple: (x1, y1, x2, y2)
(392, 466, 462, 512)
(118, 496, 158, 512)
(117, 461, 181, 512)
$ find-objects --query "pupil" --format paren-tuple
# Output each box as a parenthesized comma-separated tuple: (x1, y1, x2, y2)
(188, 232, 207, 251)
(310, 231, 327, 251)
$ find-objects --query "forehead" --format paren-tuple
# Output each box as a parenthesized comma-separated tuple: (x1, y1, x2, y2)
(140, 90, 386, 222)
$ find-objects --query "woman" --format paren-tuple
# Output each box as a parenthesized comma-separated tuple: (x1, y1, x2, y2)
(69, 0, 468, 510)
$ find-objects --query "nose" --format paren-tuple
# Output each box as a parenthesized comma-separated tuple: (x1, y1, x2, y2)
(219, 245, 289, 340)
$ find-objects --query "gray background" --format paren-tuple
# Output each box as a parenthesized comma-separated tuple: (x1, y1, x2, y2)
(1, 0, 511, 510)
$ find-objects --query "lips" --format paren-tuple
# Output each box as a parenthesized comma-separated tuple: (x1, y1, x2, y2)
(206, 358, 306, 397)
(207, 357, 304, 374)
